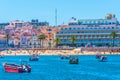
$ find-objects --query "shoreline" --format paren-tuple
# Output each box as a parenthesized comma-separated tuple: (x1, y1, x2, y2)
(1, 52, 120, 56)
(2, 54, 120, 56)
(0, 48, 120, 56)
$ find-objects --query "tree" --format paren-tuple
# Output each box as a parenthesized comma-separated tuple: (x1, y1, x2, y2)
(4, 34, 11, 48)
(105, 14, 115, 19)
(110, 31, 117, 47)
(105, 14, 113, 19)
(54, 38, 61, 47)
(38, 34, 45, 48)
(69, 35, 77, 47)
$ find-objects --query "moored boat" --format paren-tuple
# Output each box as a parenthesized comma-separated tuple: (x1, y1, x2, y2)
(99, 56, 107, 62)
(60, 55, 70, 59)
(0, 54, 4, 58)
(29, 54, 39, 61)
(69, 58, 79, 64)
(3, 61, 31, 73)
(95, 51, 107, 62)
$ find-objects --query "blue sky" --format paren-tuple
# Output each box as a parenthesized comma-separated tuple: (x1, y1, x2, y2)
(0, 0, 120, 26)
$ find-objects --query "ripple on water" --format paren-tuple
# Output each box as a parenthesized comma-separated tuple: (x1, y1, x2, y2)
(0, 55, 120, 80)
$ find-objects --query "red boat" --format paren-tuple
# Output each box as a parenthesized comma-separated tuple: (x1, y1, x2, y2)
(3, 61, 31, 73)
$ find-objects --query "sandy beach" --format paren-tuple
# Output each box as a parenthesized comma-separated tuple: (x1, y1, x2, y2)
(0, 47, 120, 56)
(0, 49, 80, 56)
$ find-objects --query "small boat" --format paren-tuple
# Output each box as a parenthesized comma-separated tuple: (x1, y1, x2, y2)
(96, 51, 102, 59)
(69, 58, 79, 64)
(96, 54, 102, 59)
(29, 54, 39, 61)
(60, 55, 70, 59)
(99, 56, 107, 62)
(0, 54, 4, 58)
(3, 61, 31, 73)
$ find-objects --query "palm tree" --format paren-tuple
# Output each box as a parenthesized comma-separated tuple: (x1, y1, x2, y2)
(54, 38, 61, 47)
(38, 34, 45, 48)
(69, 35, 77, 47)
(4, 34, 11, 48)
(105, 14, 113, 19)
(110, 31, 117, 47)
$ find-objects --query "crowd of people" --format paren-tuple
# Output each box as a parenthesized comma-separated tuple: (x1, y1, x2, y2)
(81, 47, 120, 54)
(0, 47, 120, 56)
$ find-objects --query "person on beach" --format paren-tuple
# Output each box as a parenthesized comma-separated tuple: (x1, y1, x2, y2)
(80, 49, 83, 54)
(104, 51, 105, 54)
(110, 49, 113, 54)
(15, 52, 16, 56)
(110, 50, 111, 54)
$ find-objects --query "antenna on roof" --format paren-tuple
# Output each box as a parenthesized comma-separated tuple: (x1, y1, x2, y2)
(55, 9, 57, 27)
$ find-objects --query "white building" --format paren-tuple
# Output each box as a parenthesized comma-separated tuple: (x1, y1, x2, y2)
(9, 20, 24, 27)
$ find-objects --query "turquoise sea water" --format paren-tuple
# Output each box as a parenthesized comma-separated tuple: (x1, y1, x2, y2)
(0, 55, 120, 80)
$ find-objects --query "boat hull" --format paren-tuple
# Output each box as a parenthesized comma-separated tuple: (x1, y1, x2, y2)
(29, 54, 39, 61)
(29, 58, 39, 61)
(4, 66, 19, 73)
(3, 63, 31, 73)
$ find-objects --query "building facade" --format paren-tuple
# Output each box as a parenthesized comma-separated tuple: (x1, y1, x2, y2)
(9, 20, 24, 27)
(0, 34, 7, 48)
(0, 23, 9, 28)
(30, 30, 40, 48)
(30, 19, 49, 27)
(56, 14, 120, 47)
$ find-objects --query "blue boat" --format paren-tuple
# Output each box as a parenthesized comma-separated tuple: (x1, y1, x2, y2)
(60, 55, 70, 59)
(29, 54, 39, 61)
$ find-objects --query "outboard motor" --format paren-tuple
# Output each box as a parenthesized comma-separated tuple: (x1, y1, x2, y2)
(22, 65, 27, 70)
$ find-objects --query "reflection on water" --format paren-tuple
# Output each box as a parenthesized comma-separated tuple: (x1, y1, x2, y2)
(0, 55, 120, 80)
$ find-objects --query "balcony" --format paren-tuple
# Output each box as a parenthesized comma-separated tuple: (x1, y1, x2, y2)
(56, 32, 120, 35)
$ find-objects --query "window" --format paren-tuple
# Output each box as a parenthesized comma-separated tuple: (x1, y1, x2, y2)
(33, 34, 35, 36)
(116, 27, 119, 29)
(112, 22, 115, 24)
(91, 21, 94, 24)
(82, 21, 85, 24)
(109, 22, 111, 24)
(87, 21, 89, 24)
(112, 27, 114, 29)
(94, 21, 96, 24)
(105, 21, 108, 25)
